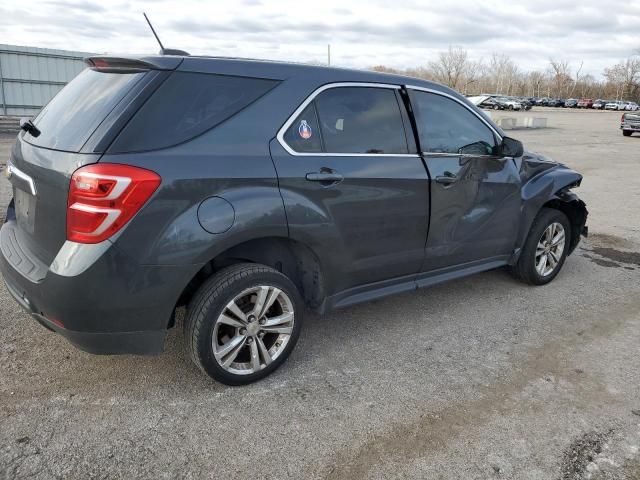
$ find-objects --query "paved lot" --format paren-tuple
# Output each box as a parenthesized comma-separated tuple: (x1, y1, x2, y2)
(0, 109, 639, 480)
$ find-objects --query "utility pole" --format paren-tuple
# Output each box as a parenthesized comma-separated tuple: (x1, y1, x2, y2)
(327, 44, 331, 66)
(0, 55, 6, 116)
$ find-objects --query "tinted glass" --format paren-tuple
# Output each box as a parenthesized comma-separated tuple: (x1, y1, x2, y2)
(283, 103, 322, 153)
(314, 87, 408, 154)
(111, 72, 279, 152)
(27, 68, 144, 152)
(412, 91, 497, 155)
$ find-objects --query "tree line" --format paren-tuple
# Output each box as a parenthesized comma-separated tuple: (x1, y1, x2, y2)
(371, 46, 640, 101)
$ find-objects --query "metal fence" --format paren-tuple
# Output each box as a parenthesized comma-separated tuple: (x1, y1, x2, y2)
(0, 44, 92, 116)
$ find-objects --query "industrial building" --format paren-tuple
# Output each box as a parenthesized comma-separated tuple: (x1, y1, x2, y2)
(0, 44, 91, 118)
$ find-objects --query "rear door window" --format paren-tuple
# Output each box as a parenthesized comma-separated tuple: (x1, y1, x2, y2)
(314, 87, 409, 154)
(110, 72, 279, 152)
(26, 68, 145, 152)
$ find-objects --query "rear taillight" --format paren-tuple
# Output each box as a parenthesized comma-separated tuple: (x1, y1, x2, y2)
(67, 164, 161, 244)
(621, 114, 625, 122)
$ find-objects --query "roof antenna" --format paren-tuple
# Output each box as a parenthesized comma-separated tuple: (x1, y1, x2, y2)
(143, 12, 189, 56)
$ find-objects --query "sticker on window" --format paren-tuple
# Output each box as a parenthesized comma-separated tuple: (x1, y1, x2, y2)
(298, 120, 312, 139)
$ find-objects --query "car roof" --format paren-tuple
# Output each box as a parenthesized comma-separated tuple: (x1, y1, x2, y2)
(85, 53, 505, 137)
(87, 53, 459, 97)
(180, 55, 448, 89)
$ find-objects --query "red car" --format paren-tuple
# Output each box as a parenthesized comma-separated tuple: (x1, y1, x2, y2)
(577, 98, 593, 108)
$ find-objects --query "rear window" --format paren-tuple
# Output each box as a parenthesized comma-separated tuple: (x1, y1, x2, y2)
(109, 72, 279, 152)
(26, 68, 145, 152)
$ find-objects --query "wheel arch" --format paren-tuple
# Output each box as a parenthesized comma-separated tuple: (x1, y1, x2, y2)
(515, 167, 587, 262)
(540, 191, 587, 255)
(173, 236, 325, 325)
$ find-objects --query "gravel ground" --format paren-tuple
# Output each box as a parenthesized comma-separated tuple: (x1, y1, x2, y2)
(1, 110, 639, 480)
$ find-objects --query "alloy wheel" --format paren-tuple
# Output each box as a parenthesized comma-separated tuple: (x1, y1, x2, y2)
(535, 222, 566, 277)
(212, 286, 295, 375)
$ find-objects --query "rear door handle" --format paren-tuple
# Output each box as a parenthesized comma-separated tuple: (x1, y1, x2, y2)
(305, 172, 344, 184)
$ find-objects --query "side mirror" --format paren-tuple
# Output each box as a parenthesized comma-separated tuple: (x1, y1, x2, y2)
(498, 136, 523, 157)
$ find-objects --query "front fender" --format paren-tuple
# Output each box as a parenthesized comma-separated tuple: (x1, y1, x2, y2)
(515, 160, 586, 259)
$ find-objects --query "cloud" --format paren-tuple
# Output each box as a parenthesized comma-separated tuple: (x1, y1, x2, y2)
(0, 0, 638, 78)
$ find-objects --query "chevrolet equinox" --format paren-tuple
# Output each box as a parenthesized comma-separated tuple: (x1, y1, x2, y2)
(1, 54, 588, 385)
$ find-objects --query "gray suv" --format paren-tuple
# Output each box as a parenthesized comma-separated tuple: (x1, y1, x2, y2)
(1, 54, 587, 385)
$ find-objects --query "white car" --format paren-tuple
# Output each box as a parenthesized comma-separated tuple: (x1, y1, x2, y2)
(624, 102, 639, 111)
(605, 101, 626, 110)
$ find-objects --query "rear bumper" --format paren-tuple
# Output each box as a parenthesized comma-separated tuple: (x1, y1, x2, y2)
(3, 277, 166, 354)
(621, 123, 640, 131)
(0, 219, 199, 355)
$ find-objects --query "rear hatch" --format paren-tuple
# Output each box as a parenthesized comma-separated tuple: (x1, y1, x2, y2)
(4, 57, 178, 267)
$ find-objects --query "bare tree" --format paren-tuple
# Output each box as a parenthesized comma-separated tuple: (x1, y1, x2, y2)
(568, 60, 584, 97)
(428, 46, 475, 91)
(371, 65, 400, 74)
(367, 50, 640, 102)
(604, 56, 640, 100)
(527, 71, 546, 97)
(549, 59, 573, 97)
(576, 74, 592, 97)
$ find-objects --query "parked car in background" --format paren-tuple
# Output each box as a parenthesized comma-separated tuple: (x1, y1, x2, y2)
(535, 97, 550, 106)
(592, 99, 607, 109)
(621, 111, 640, 136)
(495, 96, 522, 110)
(469, 95, 504, 110)
(548, 98, 565, 107)
(0, 54, 588, 385)
(475, 95, 521, 111)
(624, 102, 639, 111)
(515, 97, 533, 110)
(577, 98, 593, 109)
(605, 101, 625, 110)
(565, 99, 579, 108)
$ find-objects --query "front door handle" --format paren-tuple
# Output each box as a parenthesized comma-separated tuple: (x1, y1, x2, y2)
(305, 171, 344, 185)
(435, 173, 457, 185)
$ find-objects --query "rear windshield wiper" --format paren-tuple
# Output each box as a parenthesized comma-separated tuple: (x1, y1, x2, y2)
(20, 119, 41, 138)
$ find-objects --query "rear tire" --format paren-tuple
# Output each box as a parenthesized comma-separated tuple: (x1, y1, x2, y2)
(623, 130, 632, 137)
(511, 208, 571, 285)
(184, 263, 303, 385)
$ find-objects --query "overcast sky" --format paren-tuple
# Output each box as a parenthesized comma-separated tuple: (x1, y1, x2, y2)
(1, 0, 639, 78)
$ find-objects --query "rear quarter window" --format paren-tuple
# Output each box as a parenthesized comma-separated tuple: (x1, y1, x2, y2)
(109, 72, 279, 153)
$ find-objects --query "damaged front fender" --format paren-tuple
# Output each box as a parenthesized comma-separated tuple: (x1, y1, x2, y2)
(512, 153, 588, 263)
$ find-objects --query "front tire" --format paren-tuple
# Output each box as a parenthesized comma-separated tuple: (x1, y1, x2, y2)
(511, 208, 571, 285)
(184, 263, 303, 385)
